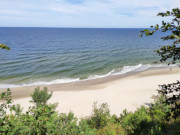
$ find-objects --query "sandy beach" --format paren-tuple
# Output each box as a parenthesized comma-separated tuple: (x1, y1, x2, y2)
(4, 67, 180, 118)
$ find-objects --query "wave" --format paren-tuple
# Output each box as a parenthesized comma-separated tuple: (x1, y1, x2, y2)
(86, 69, 115, 80)
(0, 78, 80, 89)
(0, 63, 177, 88)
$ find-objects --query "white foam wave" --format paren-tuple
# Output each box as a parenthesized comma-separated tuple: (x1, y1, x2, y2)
(112, 64, 145, 75)
(0, 63, 177, 88)
(86, 70, 115, 80)
(0, 78, 80, 88)
(113, 63, 178, 76)
(0, 84, 20, 89)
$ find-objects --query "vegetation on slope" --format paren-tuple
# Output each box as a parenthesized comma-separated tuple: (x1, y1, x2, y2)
(0, 86, 180, 135)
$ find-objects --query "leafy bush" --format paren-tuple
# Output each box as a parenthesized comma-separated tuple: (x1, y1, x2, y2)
(120, 106, 153, 134)
(0, 87, 180, 135)
(0, 88, 81, 134)
(97, 123, 126, 135)
(30, 87, 52, 107)
(157, 81, 180, 118)
(78, 119, 96, 135)
(0, 88, 15, 118)
(45, 111, 81, 134)
(85, 102, 111, 129)
(149, 95, 171, 122)
(14, 104, 23, 115)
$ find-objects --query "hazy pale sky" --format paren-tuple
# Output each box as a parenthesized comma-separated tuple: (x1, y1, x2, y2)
(0, 0, 179, 28)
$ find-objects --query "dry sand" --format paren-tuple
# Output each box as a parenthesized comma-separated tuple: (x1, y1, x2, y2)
(4, 67, 180, 118)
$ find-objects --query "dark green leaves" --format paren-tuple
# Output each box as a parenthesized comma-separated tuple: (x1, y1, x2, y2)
(0, 87, 180, 134)
(30, 87, 52, 107)
(140, 8, 180, 64)
(156, 45, 180, 64)
(158, 81, 180, 118)
(0, 88, 15, 118)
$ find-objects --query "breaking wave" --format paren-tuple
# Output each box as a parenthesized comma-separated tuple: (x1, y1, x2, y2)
(0, 64, 176, 88)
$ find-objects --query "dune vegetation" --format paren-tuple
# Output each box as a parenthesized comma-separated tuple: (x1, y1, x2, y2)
(0, 84, 180, 135)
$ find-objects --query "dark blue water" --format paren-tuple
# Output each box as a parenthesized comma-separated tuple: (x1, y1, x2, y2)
(0, 27, 170, 88)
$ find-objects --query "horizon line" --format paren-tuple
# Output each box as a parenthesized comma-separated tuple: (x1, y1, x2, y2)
(0, 26, 149, 29)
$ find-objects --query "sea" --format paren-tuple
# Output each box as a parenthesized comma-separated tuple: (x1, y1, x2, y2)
(0, 27, 173, 88)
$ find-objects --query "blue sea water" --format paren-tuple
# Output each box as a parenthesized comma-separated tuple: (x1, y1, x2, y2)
(0, 27, 171, 88)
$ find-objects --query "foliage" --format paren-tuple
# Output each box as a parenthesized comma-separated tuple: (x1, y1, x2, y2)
(149, 95, 171, 122)
(139, 8, 180, 134)
(30, 87, 52, 107)
(0, 88, 82, 134)
(85, 102, 111, 129)
(0, 43, 10, 50)
(120, 106, 153, 134)
(14, 104, 23, 115)
(157, 81, 180, 118)
(118, 98, 174, 135)
(97, 124, 126, 135)
(78, 118, 97, 135)
(1, 88, 180, 134)
(140, 8, 180, 64)
(0, 88, 15, 118)
(45, 112, 81, 134)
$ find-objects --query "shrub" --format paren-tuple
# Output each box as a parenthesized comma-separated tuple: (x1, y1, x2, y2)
(30, 87, 52, 107)
(149, 95, 171, 122)
(120, 106, 153, 134)
(85, 102, 111, 129)
(1, 87, 180, 135)
(79, 118, 97, 135)
(46, 112, 82, 134)
(0, 88, 15, 118)
(14, 104, 23, 115)
(0, 88, 82, 135)
(157, 81, 180, 118)
(97, 123, 127, 135)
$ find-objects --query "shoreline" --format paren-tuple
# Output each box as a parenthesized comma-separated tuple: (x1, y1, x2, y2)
(1, 66, 179, 100)
(3, 67, 180, 118)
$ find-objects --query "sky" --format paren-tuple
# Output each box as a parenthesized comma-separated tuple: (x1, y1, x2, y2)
(0, 0, 179, 28)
